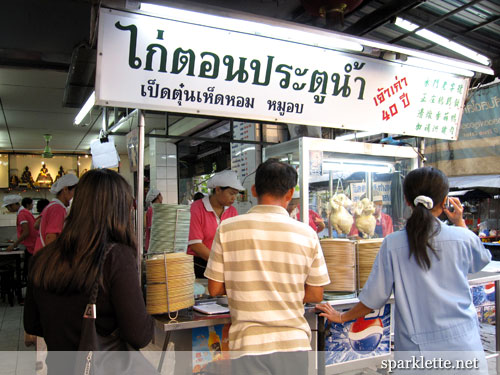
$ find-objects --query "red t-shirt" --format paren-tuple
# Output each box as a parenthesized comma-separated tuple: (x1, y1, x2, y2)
(34, 199, 67, 253)
(17, 207, 39, 254)
(290, 205, 323, 233)
(187, 196, 238, 256)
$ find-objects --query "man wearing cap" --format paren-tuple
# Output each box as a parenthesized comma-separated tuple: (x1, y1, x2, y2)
(145, 188, 162, 252)
(372, 193, 393, 237)
(188, 170, 243, 278)
(3, 195, 39, 256)
(34, 174, 79, 253)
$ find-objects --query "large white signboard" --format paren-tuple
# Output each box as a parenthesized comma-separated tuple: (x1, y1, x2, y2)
(96, 8, 470, 140)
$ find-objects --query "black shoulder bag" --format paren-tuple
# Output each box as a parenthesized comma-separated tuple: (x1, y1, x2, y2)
(74, 244, 159, 375)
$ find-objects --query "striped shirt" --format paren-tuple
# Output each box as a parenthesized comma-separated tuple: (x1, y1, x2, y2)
(205, 205, 330, 356)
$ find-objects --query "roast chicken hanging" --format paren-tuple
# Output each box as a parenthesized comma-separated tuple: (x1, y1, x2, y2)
(329, 193, 353, 235)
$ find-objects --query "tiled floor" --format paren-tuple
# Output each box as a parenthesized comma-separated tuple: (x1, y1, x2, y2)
(0, 301, 33, 352)
(0, 300, 37, 375)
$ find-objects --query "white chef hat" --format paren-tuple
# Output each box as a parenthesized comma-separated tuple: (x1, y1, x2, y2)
(207, 170, 244, 191)
(146, 188, 161, 204)
(50, 174, 79, 194)
(2, 194, 22, 207)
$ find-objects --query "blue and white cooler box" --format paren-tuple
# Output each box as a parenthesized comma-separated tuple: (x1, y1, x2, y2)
(325, 304, 391, 365)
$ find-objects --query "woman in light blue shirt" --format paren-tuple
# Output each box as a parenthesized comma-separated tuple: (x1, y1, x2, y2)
(317, 167, 491, 373)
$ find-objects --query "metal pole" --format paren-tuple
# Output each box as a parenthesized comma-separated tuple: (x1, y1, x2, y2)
(418, 138, 426, 168)
(328, 171, 333, 238)
(137, 110, 145, 281)
(495, 280, 500, 372)
(102, 107, 108, 132)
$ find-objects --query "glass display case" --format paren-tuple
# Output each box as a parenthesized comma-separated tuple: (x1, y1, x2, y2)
(263, 137, 418, 239)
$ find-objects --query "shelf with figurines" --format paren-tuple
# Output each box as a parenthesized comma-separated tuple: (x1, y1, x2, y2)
(6, 164, 74, 192)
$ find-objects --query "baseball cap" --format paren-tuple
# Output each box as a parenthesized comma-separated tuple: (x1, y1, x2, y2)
(373, 192, 384, 203)
(2, 194, 22, 207)
(207, 170, 244, 191)
(146, 188, 161, 203)
(50, 173, 79, 194)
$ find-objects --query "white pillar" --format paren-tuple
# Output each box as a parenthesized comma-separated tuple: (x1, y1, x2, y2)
(149, 135, 178, 204)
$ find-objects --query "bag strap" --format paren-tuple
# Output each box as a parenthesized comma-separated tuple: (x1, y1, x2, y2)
(83, 244, 117, 319)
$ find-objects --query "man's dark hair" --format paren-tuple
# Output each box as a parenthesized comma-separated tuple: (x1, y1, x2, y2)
(255, 159, 297, 197)
(21, 197, 33, 208)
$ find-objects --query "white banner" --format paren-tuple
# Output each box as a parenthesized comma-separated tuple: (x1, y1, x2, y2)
(350, 181, 391, 205)
(96, 8, 469, 140)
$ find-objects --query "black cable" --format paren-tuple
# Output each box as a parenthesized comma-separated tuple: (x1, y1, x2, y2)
(0, 97, 15, 152)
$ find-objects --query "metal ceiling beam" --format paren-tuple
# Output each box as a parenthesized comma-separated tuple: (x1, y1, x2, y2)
(388, 0, 483, 44)
(342, 0, 426, 36)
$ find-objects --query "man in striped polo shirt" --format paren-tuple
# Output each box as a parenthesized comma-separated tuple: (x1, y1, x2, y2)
(205, 159, 330, 374)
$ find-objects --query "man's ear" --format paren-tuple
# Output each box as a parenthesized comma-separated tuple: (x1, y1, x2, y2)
(284, 188, 294, 202)
(251, 185, 257, 198)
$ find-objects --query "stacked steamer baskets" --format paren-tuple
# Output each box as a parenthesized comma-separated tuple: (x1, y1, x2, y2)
(320, 239, 357, 299)
(357, 239, 384, 290)
(146, 203, 194, 319)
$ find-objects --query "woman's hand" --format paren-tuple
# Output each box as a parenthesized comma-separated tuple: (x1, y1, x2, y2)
(315, 303, 343, 323)
(443, 197, 466, 228)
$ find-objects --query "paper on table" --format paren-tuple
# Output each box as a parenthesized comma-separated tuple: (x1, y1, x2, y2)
(481, 261, 500, 273)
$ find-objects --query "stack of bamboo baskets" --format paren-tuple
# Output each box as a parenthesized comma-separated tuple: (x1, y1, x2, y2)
(145, 203, 195, 316)
(320, 238, 383, 292)
(146, 253, 195, 315)
(320, 239, 356, 292)
(357, 239, 383, 289)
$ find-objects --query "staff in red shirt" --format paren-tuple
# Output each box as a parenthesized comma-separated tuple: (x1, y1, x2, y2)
(188, 170, 243, 278)
(287, 191, 325, 233)
(34, 174, 79, 253)
(4, 195, 39, 255)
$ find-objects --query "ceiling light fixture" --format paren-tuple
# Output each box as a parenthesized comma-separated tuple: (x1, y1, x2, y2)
(394, 17, 491, 66)
(404, 56, 474, 77)
(74, 91, 95, 126)
(140, 2, 363, 53)
(109, 109, 138, 133)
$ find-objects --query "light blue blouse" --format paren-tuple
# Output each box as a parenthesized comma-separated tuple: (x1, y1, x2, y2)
(359, 220, 491, 354)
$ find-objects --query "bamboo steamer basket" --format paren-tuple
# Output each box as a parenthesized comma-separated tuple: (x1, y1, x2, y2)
(356, 239, 383, 289)
(145, 252, 195, 316)
(320, 239, 357, 292)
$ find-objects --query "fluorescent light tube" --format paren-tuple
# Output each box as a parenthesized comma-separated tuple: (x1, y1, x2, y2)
(395, 17, 491, 66)
(336, 131, 382, 141)
(323, 159, 393, 174)
(140, 3, 363, 52)
(74, 91, 95, 125)
(404, 56, 474, 77)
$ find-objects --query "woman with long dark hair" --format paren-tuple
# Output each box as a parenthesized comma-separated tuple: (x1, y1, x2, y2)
(24, 169, 153, 373)
(317, 167, 490, 372)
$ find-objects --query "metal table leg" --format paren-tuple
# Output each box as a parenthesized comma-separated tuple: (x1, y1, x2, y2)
(495, 280, 500, 373)
(15, 255, 23, 303)
(157, 331, 171, 373)
(317, 315, 325, 375)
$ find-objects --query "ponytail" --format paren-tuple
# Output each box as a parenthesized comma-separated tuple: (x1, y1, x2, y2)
(403, 167, 448, 270)
(406, 204, 439, 270)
